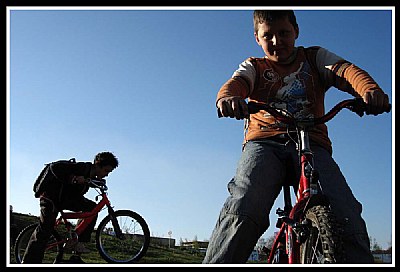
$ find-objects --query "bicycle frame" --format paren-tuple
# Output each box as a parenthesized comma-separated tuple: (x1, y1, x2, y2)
(50, 181, 121, 250)
(266, 127, 319, 264)
(56, 193, 109, 236)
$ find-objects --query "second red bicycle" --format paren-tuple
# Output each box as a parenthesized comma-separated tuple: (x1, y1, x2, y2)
(14, 179, 151, 264)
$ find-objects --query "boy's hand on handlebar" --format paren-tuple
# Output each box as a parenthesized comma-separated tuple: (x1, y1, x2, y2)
(217, 97, 249, 119)
(363, 90, 391, 115)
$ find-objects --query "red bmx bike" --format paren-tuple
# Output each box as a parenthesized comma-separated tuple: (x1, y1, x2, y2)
(14, 179, 150, 264)
(246, 98, 390, 264)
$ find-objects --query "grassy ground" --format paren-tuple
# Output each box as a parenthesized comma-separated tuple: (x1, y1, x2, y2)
(10, 212, 206, 265)
(10, 243, 205, 265)
(11, 212, 385, 265)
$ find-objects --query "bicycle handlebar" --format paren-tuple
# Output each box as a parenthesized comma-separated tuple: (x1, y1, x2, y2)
(88, 179, 108, 191)
(218, 98, 391, 127)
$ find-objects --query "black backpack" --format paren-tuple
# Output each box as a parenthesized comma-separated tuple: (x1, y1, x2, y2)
(33, 158, 76, 198)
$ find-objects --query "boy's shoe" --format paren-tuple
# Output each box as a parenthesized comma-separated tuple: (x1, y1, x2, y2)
(74, 242, 91, 254)
(69, 255, 86, 264)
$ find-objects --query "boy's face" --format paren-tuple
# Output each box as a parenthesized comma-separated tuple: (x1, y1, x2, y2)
(254, 16, 299, 63)
(94, 164, 114, 179)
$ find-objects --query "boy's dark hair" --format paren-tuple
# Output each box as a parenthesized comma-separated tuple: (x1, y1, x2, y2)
(253, 10, 298, 33)
(94, 151, 119, 169)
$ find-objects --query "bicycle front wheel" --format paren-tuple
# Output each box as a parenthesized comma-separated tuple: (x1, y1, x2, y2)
(300, 205, 345, 264)
(96, 210, 150, 263)
(14, 223, 64, 264)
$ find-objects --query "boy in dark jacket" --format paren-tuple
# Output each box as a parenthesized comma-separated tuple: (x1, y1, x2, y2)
(22, 151, 119, 264)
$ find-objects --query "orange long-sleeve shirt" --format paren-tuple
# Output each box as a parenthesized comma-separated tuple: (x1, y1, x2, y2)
(216, 46, 384, 154)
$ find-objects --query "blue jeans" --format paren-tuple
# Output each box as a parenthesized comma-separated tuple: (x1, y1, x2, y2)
(203, 139, 374, 264)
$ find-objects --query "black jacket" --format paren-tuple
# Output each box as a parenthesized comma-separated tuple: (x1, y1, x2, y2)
(44, 160, 92, 203)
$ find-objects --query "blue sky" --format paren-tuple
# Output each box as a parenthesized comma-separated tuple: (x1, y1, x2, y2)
(7, 6, 393, 254)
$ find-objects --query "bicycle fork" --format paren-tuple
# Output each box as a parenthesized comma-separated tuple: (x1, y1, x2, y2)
(107, 205, 125, 240)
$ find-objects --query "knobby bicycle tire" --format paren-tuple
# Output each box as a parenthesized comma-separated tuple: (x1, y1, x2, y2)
(96, 209, 150, 263)
(14, 223, 64, 264)
(300, 205, 345, 263)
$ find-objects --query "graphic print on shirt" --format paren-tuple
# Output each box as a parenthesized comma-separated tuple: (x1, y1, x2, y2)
(266, 61, 314, 125)
(263, 68, 280, 83)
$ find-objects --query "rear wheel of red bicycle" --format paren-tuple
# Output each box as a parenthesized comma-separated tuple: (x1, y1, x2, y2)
(300, 205, 345, 264)
(96, 210, 150, 263)
(14, 223, 64, 264)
